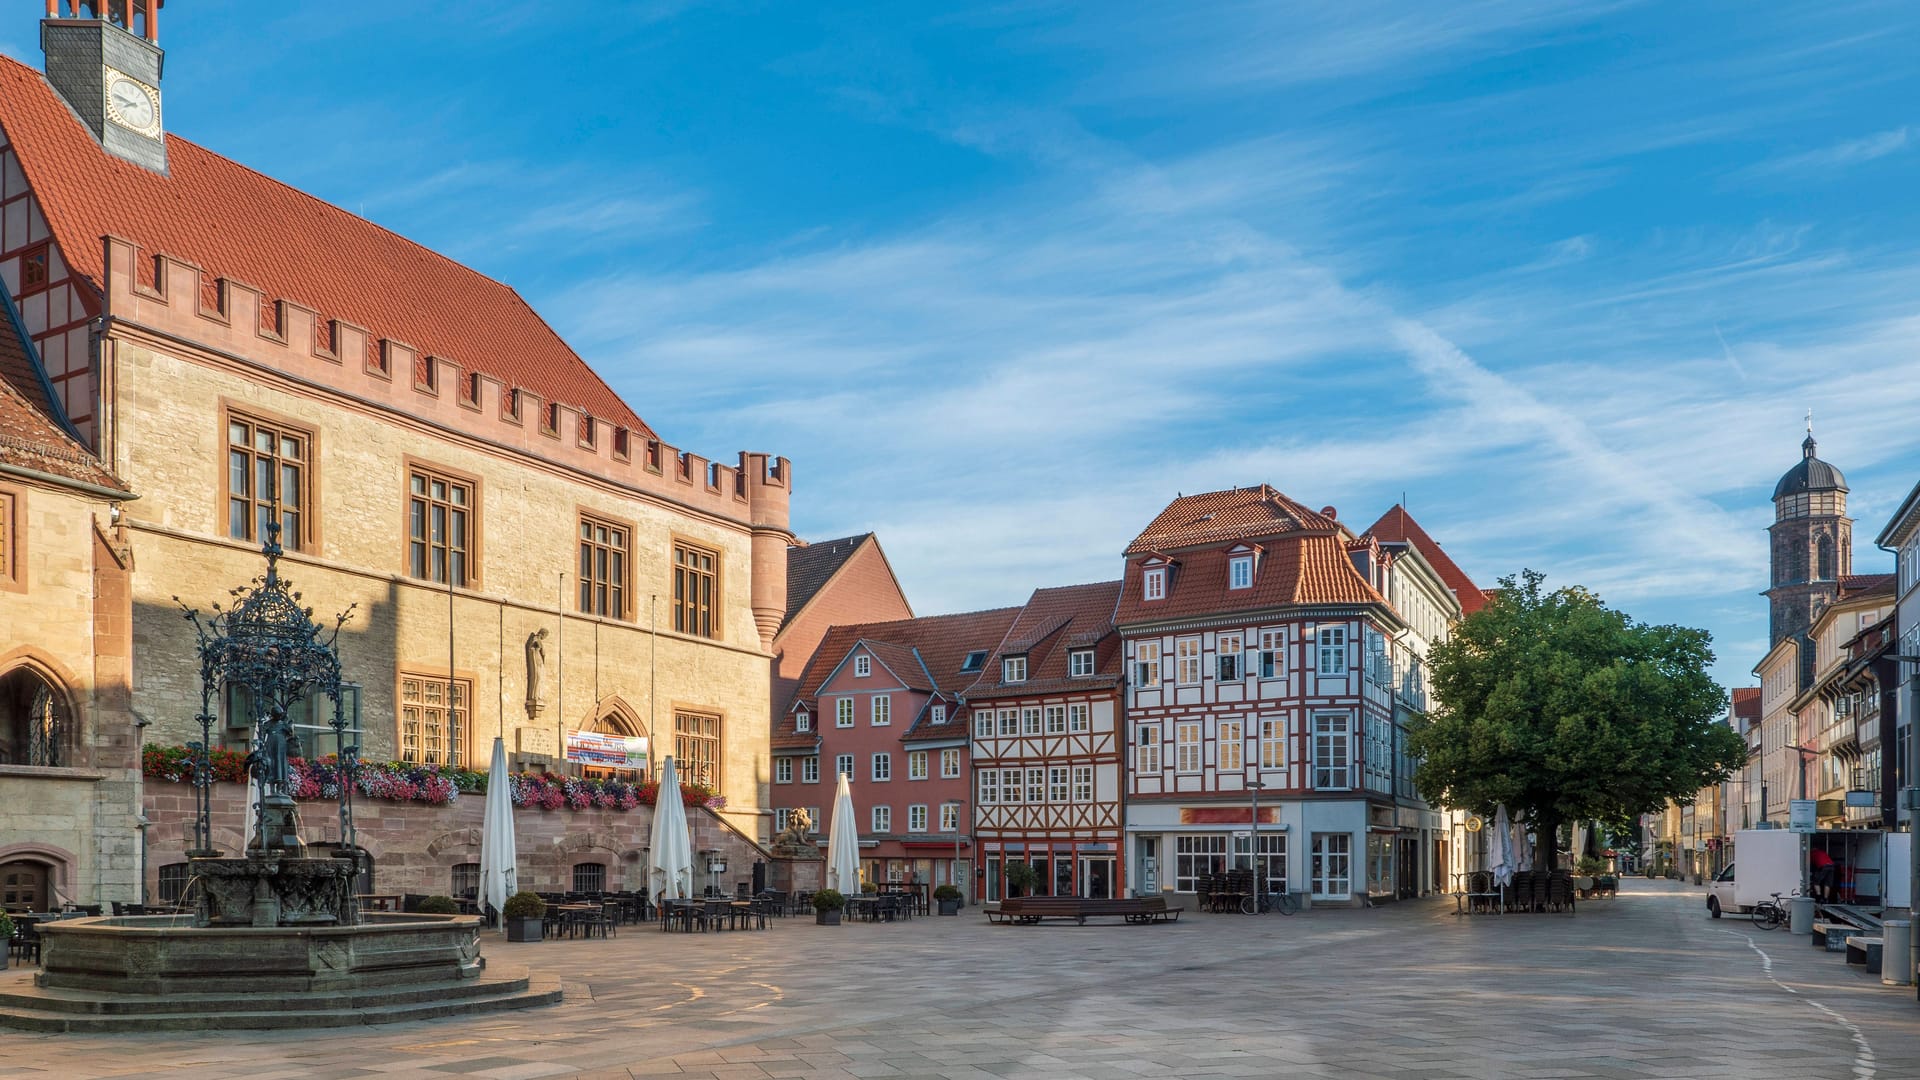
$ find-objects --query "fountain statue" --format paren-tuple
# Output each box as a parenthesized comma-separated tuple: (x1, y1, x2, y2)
(177, 522, 361, 926)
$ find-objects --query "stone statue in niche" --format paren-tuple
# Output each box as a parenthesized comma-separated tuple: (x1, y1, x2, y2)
(524, 628, 549, 719)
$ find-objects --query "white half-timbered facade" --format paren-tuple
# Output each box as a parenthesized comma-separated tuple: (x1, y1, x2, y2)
(1118, 490, 1482, 907)
(968, 581, 1126, 900)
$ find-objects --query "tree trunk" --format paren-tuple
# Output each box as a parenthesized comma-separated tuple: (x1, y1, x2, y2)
(1534, 810, 1561, 871)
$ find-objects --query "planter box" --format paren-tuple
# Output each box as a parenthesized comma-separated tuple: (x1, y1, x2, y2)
(815, 909, 841, 926)
(506, 916, 544, 942)
(938, 899, 961, 916)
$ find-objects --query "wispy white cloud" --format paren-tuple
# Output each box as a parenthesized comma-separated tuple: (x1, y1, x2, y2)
(1743, 126, 1913, 177)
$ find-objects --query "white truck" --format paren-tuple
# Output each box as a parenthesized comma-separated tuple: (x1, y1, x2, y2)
(1706, 828, 1907, 917)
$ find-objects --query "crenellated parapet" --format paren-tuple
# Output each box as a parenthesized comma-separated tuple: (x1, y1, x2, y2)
(100, 236, 791, 531)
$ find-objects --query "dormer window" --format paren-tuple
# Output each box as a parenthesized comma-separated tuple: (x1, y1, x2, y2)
(1069, 649, 1095, 677)
(796, 710, 811, 733)
(961, 650, 987, 672)
(1004, 656, 1028, 683)
(1143, 567, 1167, 601)
(931, 704, 947, 724)
(1229, 555, 1253, 590)
(854, 654, 872, 677)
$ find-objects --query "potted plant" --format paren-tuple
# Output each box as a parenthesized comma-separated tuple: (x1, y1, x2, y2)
(933, 884, 963, 916)
(1574, 857, 1604, 896)
(813, 888, 846, 926)
(416, 895, 459, 915)
(1004, 861, 1040, 898)
(0, 912, 12, 970)
(502, 891, 546, 941)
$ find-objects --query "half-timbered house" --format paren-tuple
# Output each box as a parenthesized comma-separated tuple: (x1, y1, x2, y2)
(967, 581, 1125, 901)
(1118, 488, 1480, 907)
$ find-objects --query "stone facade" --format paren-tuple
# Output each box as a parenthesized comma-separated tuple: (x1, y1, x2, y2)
(0, 476, 138, 908)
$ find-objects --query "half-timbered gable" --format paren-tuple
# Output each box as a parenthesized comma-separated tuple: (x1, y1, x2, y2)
(967, 580, 1125, 900)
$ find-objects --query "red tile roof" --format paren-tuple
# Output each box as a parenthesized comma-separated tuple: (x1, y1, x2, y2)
(771, 606, 1020, 749)
(1363, 504, 1488, 615)
(1125, 485, 1338, 555)
(0, 54, 647, 435)
(1115, 531, 1389, 625)
(0, 332, 125, 493)
(1837, 573, 1895, 600)
(1730, 687, 1762, 722)
(967, 580, 1123, 699)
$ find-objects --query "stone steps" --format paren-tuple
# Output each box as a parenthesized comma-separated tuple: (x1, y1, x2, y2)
(0, 968, 562, 1031)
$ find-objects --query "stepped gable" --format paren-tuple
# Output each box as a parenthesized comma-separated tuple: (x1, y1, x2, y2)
(1363, 503, 1488, 614)
(966, 580, 1123, 700)
(0, 334, 124, 492)
(0, 53, 646, 436)
(784, 534, 873, 626)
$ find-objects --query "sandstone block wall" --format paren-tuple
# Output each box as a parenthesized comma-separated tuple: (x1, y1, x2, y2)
(112, 337, 773, 837)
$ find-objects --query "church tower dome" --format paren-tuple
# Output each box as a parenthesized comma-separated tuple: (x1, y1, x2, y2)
(1772, 433, 1848, 503)
(1764, 423, 1851, 685)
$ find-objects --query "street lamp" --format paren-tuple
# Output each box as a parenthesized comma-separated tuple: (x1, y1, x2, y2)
(1249, 774, 1264, 909)
(949, 799, 966, 900)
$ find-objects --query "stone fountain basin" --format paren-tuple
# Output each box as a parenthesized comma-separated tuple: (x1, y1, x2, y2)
(36, 913, 484, 996)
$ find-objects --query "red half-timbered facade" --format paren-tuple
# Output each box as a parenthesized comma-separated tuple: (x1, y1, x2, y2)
(967, 581, 1125, 901)
(1119, 488, 1479, 907)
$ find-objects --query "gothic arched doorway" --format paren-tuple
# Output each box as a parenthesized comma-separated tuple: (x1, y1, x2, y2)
(579, 699, 648, 779)
(1, 859, 51, 911)
(0, 665, 70, 767)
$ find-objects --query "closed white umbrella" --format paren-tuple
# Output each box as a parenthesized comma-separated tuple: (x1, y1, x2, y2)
(477, 736, 517, 925)
(1489, 804, 1513, 889)
(826, 771, 861, 894)
(649, 756, 694, 901)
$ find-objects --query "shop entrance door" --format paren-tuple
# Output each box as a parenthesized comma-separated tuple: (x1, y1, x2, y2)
(1397, 837, 1419, 898)
(1079, 855, 1115, 898)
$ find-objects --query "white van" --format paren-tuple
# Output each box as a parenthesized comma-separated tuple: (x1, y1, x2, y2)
(1706, 863, 1738, 917)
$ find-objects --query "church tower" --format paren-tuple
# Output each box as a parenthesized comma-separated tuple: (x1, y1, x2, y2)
(1765, 426, 1850, 687)
(40, 0, 166, 174)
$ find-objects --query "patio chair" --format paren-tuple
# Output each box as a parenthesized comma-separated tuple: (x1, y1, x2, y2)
(1529, 873, 1549, 913)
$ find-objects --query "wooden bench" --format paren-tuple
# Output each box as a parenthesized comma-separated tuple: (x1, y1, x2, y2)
(986, 896, 1182, 925)
(1845, 935, 1885, 975)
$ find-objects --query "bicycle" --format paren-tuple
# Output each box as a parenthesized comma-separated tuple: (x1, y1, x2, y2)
(1750, 890, 1797, 930)
(1239, 889, 1299, 916)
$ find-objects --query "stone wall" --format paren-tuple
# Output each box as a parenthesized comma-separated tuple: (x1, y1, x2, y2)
(110, 335, 776, 839)
(143, 781, 783, 898)
(0, 474, 139, 907)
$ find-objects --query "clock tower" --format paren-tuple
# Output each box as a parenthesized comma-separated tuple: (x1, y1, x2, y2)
(40, 0, 166, 174)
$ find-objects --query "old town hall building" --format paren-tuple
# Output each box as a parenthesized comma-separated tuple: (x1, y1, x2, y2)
(0, 3, 797, 908)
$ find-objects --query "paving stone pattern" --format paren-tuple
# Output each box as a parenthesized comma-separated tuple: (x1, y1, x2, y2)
(2, 879, 1915, 1078)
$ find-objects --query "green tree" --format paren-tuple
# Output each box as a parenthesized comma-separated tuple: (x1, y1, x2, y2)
(1407, 570, 1745, 866)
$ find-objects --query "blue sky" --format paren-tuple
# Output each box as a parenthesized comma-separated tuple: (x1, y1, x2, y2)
(16, 2, 1920, 688)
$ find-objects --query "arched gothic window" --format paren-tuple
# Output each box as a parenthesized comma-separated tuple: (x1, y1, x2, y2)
(1816, 535, 1834, 581)
(0, 667, 68, 767)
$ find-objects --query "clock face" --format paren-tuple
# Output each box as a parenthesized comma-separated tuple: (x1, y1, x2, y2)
(104, 69, 160, 137)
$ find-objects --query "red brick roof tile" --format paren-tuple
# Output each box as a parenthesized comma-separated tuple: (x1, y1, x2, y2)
(0, 327, 125, 492)
(0, 55, 646, 435)
(1124, 485, 1338, 555)
(771, 606, 1020, 748)
(1363, 504, 1488, 614)
(966, 581, 1123, 699)
(1116, 531, 1388, 626)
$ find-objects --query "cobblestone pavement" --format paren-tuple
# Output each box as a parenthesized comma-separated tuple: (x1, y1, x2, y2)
(4, 878, 1917, 1078)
